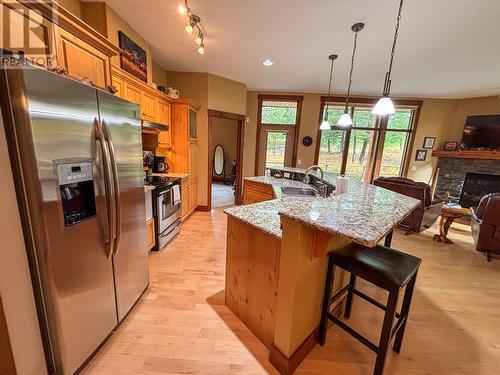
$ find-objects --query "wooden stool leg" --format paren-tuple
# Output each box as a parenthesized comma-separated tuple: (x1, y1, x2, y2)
(344, 274, 356, 319)
(374, 289, 399, 375)
(384, 229, 394, 247)
(318, 254, 336, 346)
(393, 273, 417, 353)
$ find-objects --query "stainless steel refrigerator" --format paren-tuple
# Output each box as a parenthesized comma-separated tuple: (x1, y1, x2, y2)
(0, 67, 149, 374)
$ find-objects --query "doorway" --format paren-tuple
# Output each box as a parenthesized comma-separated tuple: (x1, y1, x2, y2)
(207, 110, 245, 210)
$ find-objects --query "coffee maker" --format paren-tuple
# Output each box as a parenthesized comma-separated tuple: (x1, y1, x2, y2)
(153, 156, 169, 174)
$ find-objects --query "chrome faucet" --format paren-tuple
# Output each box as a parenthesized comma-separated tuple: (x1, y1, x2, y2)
(304, 165, 324, 181)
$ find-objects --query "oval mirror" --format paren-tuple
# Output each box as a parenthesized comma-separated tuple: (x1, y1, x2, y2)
(213, 144, 225, 175)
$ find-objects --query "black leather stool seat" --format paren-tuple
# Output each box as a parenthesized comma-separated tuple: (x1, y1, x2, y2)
(332, 244, 422, 290)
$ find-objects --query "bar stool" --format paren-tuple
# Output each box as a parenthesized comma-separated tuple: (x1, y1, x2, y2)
(318, 242, 422, 375)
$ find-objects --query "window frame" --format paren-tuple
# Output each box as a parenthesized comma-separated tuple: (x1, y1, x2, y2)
(255, 94, 304, 175)
(314, 96, 423, 180)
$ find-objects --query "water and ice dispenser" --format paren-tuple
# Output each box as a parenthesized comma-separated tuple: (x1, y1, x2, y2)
(57, 162, 97, 226)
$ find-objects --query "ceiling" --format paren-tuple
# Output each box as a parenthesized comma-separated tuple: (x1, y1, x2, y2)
(100, 0, 500, 98)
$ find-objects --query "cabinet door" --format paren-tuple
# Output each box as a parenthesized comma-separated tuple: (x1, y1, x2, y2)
(157, 129, 171, 149)
(112, 75, 124, 97)
(189, 179, 197, 211)
(123, 82, 141, 104)
(56, 27, 110, 89)
(157, 99, 171, 125)
(146, 218, 155, 250)
(181, 184, 189, 219)
(188, 139, 198, 178)
(141, 91, 158, 121)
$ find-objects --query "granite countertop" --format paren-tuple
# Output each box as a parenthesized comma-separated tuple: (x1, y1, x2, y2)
(151, 172, 191, 179)
(245, 175, 315, 199)
(225, 176, 420, 246)
(144, 185, 156, 192)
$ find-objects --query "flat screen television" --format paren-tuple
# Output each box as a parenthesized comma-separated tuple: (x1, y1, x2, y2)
(460, 115, 500, 150)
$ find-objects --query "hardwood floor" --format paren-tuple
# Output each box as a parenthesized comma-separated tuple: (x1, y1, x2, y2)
(82, 210, 500, 375)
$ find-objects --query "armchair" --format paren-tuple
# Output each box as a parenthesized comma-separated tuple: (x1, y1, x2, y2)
(471, 193, 500, 261)
(373, 176, 444, 234)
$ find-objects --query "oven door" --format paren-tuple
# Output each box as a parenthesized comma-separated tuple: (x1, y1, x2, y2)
(157, 187, 181, 234)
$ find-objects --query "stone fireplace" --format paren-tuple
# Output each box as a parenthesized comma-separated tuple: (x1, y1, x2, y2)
(434, 156, 500, 207)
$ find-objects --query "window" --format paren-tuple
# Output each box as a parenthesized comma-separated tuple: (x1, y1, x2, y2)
(315, 97, 422, 183)
(255, 95, 303, 175)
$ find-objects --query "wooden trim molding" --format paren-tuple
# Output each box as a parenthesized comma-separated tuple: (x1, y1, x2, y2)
(431, 150, 500, 160)
(254, 94, 304, 175)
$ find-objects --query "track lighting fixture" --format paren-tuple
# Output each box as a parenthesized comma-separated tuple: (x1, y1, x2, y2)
(320, 54, 338, 130)
(179, 0, 206, 54)
(373, 0, 405, 116)
(337, 23, 364, 127)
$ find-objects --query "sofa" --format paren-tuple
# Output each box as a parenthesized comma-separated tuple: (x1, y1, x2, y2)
(471, 193, 500, 261)
(373, 176, 444, 234)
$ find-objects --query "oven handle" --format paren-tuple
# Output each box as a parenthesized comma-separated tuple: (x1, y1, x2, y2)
(102, 120, 121, 256)
(94, 118, 115, 259)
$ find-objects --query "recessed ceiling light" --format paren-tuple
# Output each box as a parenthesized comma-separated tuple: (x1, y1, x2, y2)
(262, 59, 274, 66)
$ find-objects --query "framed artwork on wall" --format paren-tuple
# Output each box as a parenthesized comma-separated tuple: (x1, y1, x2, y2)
(423, 136, 435, 149)
(443, 141, 459, 151)
(415, 149, 427, 161)
(118, 31, 148, 82)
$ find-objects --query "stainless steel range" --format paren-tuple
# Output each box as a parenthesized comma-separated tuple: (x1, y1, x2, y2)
(148, 176, 182, 250)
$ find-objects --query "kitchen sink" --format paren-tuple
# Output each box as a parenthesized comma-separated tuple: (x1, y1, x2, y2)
(281, 187, 316, 196)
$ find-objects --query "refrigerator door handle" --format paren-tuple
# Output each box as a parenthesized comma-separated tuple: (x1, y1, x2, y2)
(94, 118, 116, 259)
(102, 120, 121, 256)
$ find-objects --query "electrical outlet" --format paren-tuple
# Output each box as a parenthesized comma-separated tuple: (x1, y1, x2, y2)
(410, 165, 417, 171)
(297, 159, 302, 165)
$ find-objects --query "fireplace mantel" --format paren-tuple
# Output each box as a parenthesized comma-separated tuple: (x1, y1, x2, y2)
(432, 150, 500, 160)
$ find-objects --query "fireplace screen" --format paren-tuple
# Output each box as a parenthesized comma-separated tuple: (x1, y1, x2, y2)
(459, 172, 500, 208)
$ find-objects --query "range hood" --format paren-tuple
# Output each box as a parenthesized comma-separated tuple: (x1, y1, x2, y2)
(142, 120, 169, 131)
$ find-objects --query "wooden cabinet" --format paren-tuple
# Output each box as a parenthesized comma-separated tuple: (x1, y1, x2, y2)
(157, 128, 171, 150)
(123, 81, 141, 105)
(181, 183, 189, 219)
(189, 178, 198, 212)
(243, 180, 275, 205)
(55, 27, 110, 89)
(111, 75, 124, 97)
(141, 91, 158, 121)
(157, 99, 171, 125)
(146, 218, 155, 250)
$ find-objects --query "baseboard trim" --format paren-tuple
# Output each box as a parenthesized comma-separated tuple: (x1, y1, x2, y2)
(195, 205, 210, 212)
(269, 327, 319, 375)
(268, 296, 346, 374)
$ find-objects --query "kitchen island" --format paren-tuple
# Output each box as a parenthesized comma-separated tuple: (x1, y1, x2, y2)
(224, 174, 420, 374)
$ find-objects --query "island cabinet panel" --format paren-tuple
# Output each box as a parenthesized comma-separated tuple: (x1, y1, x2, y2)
(243, 180, 274, 205)
(225, 216, 281, 349)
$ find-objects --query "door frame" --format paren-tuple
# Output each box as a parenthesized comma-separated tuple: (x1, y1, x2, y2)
(207, 109, 245, 211)
(254, 94, 303, 175)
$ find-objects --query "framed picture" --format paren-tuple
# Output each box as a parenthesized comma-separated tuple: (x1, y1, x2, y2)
(415, 149, 427, 161)
(423, 136, 435, 149)
(443, 141, 459, 151)
(118, 31, 147, 82)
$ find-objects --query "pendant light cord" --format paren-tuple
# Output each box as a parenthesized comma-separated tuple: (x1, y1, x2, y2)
(383, 0, 404, 96)
(325, 57, 334, 120)
(344, 31, 358, 113)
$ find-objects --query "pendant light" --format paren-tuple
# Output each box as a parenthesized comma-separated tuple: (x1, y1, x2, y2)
(320, 54, 338, 130)
(337, 23, 364, 127)
(372, 0, 404, 116)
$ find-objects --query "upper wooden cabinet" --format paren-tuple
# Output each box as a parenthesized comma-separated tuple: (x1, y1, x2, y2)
(55, 27, 110, 89)
(157, 99, 171, 126)
(141, 91, 158, 122)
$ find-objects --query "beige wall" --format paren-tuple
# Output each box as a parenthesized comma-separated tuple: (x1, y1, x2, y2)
(211, 117, 239, 177)
(0, 121, 47, 375)
(58, 0, 82, 17)
(208, 74, 247, 115)
(152, 61, 168, 88)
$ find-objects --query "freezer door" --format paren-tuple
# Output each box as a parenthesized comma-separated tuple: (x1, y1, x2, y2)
(97, 90, 149, 321)
(5, 69, 118, 374)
